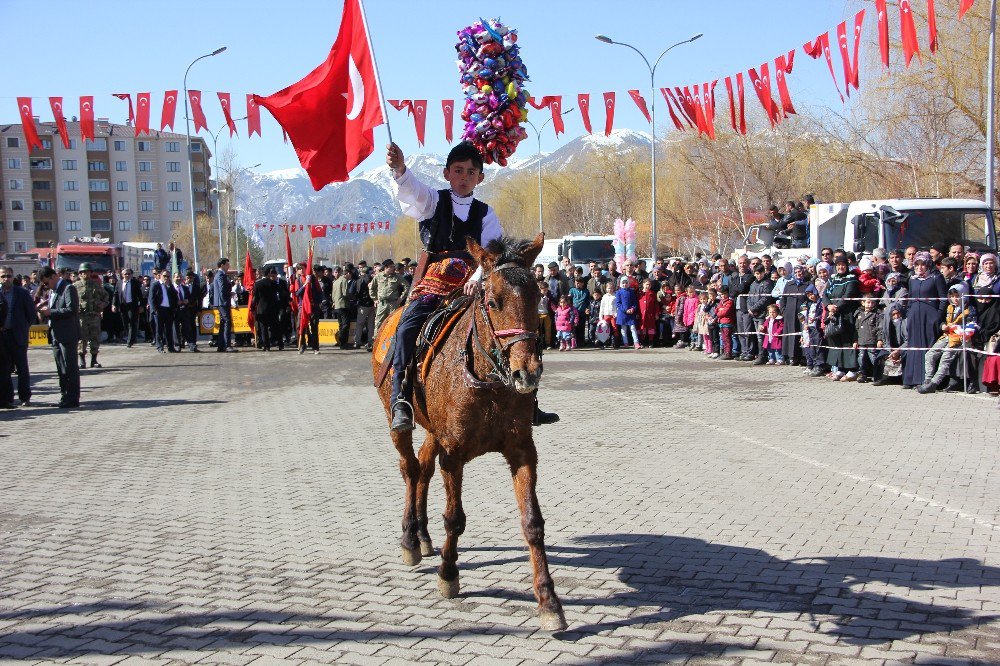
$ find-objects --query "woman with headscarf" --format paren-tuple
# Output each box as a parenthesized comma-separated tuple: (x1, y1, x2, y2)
(822, 256, 862, 379)
(780, 263, 811, 365)
(903, 251, 947, 388)
(814, 261, 832, 298)
(973, 253, 1000, 393)
(962, 254, 980, 291)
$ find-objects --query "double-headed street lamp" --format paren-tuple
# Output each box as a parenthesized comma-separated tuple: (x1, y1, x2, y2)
(525, 106, 574, 236)
(183, 46, 227, 273)
(596, 33, 702, 263)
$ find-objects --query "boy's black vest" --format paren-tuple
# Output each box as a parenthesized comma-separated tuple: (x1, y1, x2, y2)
(419, 189, 487, 253)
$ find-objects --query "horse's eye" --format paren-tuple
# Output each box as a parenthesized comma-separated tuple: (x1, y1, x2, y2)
(488, 298, 500, 310)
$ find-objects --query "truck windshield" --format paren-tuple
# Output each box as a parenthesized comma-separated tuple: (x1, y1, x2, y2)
(884, 209, 996, 251)
(567, 239, 615, 263)
(55, 253, 116, 273)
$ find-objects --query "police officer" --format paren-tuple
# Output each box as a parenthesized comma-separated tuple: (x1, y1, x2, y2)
(75, 262, 109, 368)
(369, 259, 408, 333)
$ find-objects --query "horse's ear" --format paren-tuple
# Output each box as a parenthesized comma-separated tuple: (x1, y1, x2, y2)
(465, 236, 489, 271)
(522, 232, 545, 266)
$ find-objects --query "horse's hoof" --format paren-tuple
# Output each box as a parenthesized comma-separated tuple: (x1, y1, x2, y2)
(419, 540, 435, 557)
(539, 609, 568, 632)
(438, 575, 460, 599)
(401, 546, 422, 566)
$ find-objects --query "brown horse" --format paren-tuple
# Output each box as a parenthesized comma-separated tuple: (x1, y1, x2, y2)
(371, 233, 566, 631)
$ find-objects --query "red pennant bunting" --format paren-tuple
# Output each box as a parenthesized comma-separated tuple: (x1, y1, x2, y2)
(747, 65, 778, 128)
(247, 94, 261, 137)
(876, 0, 890, 71)
(49, 97, 70, 149)
(900, 0, 921, 67)
(852, 10, 865, 86)
(218, 92, 238, 136)
(411, 100, 427, 145)
(723, 78, 737, 132)
(690, 87, 707, 135)
(735, 73, 747, 135)
(310, 225, 327, 238)
(774, 51, 797, 117)
(113, 93, 134, 125)
(660, 88, 685, 131)
(161, 90, 178, 131)
(188, 90, 208, 133)
(703, 82, 717, 140)
(578, 93, 592, 134)
(960, 0, 976, 19)
(804, 36, 822, 58)
(528, 96, 565, 135)
(80, 96, 94, 141)
(603, 92, 616, 136)
(441, 99, 454, 143)
(836, 10, 865, 97)
(805, 33, 845, 103)
(627, 90, 651, 123)
(666, 88, 694, 129)
(16, 98, 43, 152)
(135, 92, 151, 136)
(928, 0, 939, 52)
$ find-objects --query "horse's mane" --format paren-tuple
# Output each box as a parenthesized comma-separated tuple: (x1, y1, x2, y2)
(484, 236, 536, 286)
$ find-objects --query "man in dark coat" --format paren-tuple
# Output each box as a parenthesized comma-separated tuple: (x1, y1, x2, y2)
(150, 272, 179, 353)
(746, 265, 775, 365)
(37, 267, 81, 408)
(152, 243, 170, 271)
(1, 266, 37, 406)
(113, 268, 143, 347)
(253, 268, 280, 351)
(780, 264, 811, 365)
(212, 258, 236, 352)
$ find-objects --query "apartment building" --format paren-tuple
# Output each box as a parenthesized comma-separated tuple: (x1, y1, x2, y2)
(0, 118, 211, 256)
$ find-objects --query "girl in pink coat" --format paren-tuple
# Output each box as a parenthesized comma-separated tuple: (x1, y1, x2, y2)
(760, 303, 784, 365)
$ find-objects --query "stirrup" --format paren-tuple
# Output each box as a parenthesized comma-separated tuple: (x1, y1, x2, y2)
(391, 398, 415, 432)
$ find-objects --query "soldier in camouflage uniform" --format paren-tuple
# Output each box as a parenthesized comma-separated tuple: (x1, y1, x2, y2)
(369, 259, 409, 333)
(75, 263, 110, 368)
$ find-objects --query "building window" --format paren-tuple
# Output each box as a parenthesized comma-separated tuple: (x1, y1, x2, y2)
(30, 158, 53, 169)
(165, 141, 180, 152)
(113, 140, 125, 151)
(85, 138, 107, 151)
(35, 220, 53, 231)
(8, 179, 23, 190)
(116, 180, 129, 191)
(118, 220, 132, 231)
(64, 180, 79, 191)
(166, 161, 181, 173)
(169, 201, 183, 212)
(141, 220, 155, 231)
(91, 219, 111, 232)
(33, 201, 53, 211)
(65, 200, 80, 211)
(115, 161, 127, 172)
(6, 137, 19, 148)
(140, 200, 154, 212)
(137, 141, 152, 152)
(12, 221, 25, 231)
(32, 180, 52, 191)
(65, 220, 81, 231)
(13, 241, 28, 253)
(0, 242, 5, 252)
(91, 201, 109, 212)
(88, 179, 109, 192)
(139, 181, 152, 192)
(88, 160, 108, 171)
(190, 142, 201, 153)
(68, 139, 78, 149)
(11, 200, 24, 210)
(168, 181, 181, 192)
(117, 201, 129, 211)
(41, 139, 52, 149)
(138, 161, 151, 172)
(61, 159, 77, 170)
(0, 221, 4, 230)
(7, 158, 20, 169)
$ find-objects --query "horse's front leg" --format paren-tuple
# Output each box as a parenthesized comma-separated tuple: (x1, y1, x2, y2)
(506, 444, 567, 631)
(416, 434, 439, 556)
(391, 429, 422, 566)
(437, 451, 465, 598)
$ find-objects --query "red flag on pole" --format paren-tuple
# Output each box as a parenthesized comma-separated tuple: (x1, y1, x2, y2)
(578, 93, 592, 134)
(80, 96, 95, 141)
(900, 0, 922, 67)
(113, 93, 134, 125)
(960, 0, 976, 19)
(411, 99, 427, 145)
(299, 243, 314, 341)
(218, 92, 238, 136)
(928, 0, 939, 52)
(16, 98, 43, 152)
(603, 92, 616, 136)
(161, 90, 178, 130)
(49, 97, 70, 149)
(876, 0, 890, 71)
(285, 226, 298, 315)
(247, 94, 261, 137)
(243, 251, 256, 335)
(188, 90, 209, 132)
(254, 0, 386, 191)
(441, 99, 454, 142)
(627, 90, 652, 123)
(135, 92, 151, 136)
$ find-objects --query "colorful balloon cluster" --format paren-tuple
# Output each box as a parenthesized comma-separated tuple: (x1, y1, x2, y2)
(455, 18, 530, 166)
(613, 218, 637, 267)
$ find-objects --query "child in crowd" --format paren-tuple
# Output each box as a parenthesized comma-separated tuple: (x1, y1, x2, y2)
(638, 279, 659, 347)
(853, 294, 883, 383)
(715, 286, 735, 360)
(918, 283, 979, 393)
(857, 258, 885, 296)
(814, 262, 831, 297)
(760, 303, 784, 365)
(599, 282, 618, 349)
(703, 289, 719, 357)
(614, 277, 641, 350)
(554, 294, 578, 351)
(569, 277, 589, 345)
(673, 284, 696, 348)
(537, 282, 554, 349)
(799, 285, 825, 377)
(588, 289, 603, 347)
(824, 303, 859, 381)
(693, 290, 709, 352)
(874, 305, 908, 386)
(657, 282, 675, 346)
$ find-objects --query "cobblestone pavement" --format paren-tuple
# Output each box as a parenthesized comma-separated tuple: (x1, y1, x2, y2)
(2, 342, 1000, 665)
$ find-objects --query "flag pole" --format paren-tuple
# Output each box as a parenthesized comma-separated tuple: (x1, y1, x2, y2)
(356, 0, 393, 144)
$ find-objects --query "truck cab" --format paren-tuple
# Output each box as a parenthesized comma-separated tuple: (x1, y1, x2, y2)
(536, 234, 616, 274)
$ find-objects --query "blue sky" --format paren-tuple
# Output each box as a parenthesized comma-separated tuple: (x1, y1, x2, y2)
(2, 0, 861, 179)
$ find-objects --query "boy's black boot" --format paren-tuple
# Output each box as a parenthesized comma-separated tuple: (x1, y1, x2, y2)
(391, 401, 414, 432)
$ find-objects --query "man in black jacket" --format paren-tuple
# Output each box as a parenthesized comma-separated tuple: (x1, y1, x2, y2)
(253, 268, 280, 351)
(37, 267, 81, 408)
(353, 266, 376, 351)
(113, 268, 143, 347)
(729, 255, 757, 360)
(150, 272, 179, 353)
(747, 265, 776, 365)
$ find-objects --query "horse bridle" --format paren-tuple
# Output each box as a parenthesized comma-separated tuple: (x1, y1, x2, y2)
(466, 261, 540, 387)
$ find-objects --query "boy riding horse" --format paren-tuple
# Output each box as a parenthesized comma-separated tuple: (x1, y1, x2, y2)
(386, 141, 558, 431)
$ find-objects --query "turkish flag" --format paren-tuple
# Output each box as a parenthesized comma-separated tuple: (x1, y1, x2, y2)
(442, 99, 454, 142)
(80, 96, 95, 141)
(836, 10, 865, 97)
(805, 33, 844, 103)
(113, 93, 134, 124)
(299, 244, 314, 336)
(960, 0, 976, 19)
(774, 52, 797, 117)
(49, 97, 70, 149)
(161, 90, 178, 130)
(254, 0, 385, 190)
(660, 88, 685, 131)
(747, 65, 778, 128)
(900, 0, 921, 67)
(723, 78, 737, 132)
(310, 225, 327, 238)
(603, 92, 616, 136)
(852, 10, 865, 86)
(666, 88, 694, 129)
(876, 0, 890, 71)
(218, 92, 238, 136)
(627, 90, 651, 124)
(243, 252, 256, 335)
(411, 100, 427, 145)
(578, 93, 592, 134)
(247, 94, 262, 137)
(188, 90, 209, 132)
(528, 96, 565, 135)
(735, 73, 746, 134)
(16, 98, 43, 152)
(135, 92, 151, 136)
(928, 0, 939, 52)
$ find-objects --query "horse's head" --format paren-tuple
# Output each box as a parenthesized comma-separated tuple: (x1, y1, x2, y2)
(467, 233, 545, 394)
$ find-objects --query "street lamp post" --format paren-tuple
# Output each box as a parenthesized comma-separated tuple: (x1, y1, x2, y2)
(210, 117, 247, 258)
(215, 162, 259, 259)
(525, 106, 574, 236)
(986, 0, 997, 207)
(596, 33, 702, 262)
(183, 46, 226, 274)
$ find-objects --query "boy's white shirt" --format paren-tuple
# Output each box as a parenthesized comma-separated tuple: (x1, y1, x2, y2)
(394, 168, 502, 282)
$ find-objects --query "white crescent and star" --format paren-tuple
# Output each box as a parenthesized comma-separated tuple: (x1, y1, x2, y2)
(139, 98, 148, 107)
(83, 102, 91, 111)
(21, 105, 30, 116)
(606, 99, 614, 109)
(167, 95, 175, 104)
(346, 54, 364, 121)
(53, 102, 62, 113)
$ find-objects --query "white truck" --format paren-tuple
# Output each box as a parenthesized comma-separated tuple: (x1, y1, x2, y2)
(536, 233, 616, 273)
(739, 198, 997, 261)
